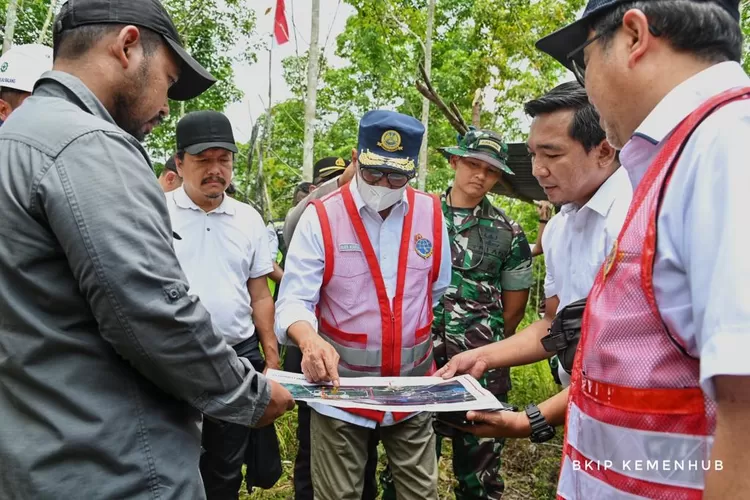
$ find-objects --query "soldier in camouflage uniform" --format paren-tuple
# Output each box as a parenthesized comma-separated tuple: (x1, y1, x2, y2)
(435, 129, 532, 499)
(382, 129, 532, 500)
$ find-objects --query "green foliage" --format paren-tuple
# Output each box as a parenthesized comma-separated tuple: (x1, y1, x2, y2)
(246, 0, 586, 221)
(0, 0, 53, 45)
(145, 0, 258, 160)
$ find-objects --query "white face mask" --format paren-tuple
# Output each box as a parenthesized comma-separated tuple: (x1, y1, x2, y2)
(357, 171, 406, 212)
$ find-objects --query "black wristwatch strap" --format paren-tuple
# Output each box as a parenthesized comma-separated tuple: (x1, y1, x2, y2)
(525, 403, 556, 443)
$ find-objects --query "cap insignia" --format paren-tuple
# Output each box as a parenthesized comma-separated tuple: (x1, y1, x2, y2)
(378, 130, 403, 152)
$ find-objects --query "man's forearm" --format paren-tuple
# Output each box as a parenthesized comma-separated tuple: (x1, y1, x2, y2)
(482, 317, 552, 370)
(538, 387, 568, 427)
(253, 295, 279, 367)
(503, 309, 525, 338)
(288, 320, 319, 349)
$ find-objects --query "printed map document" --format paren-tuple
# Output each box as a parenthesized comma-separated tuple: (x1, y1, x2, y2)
(266, 369, 512, 413)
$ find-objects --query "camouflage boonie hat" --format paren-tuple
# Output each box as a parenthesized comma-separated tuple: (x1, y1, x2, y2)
(439, 128, 513, 175)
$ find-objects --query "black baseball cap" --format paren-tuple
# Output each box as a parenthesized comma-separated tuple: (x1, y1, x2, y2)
(54, 0, 216, 101)
(176, 110, 238, 155)
(536, 0, 741, 72)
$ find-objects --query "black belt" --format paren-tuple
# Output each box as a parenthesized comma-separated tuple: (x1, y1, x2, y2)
(232, 335, 259, 354)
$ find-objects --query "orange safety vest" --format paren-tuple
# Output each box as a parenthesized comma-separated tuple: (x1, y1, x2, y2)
(559, 87, 750, 499)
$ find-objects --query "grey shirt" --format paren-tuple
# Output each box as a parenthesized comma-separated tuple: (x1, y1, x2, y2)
(282, 177, 341, 246)
(0, 71, 270, 500)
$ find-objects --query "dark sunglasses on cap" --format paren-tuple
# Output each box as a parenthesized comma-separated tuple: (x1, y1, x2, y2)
(360, 167, 412, 188)
(566, 24, 661, 87)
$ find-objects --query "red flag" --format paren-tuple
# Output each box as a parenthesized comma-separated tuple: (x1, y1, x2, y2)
(274, 0, 290, 45)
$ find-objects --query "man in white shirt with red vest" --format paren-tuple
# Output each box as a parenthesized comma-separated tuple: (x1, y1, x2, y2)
(275, 110, 452, 500)
(530, 0, 749, 498)
(436, 81, 632, 442)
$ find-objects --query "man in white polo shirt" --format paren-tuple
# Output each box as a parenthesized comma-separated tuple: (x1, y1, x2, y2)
(166, 110, 281, 499)
(0, 43, 52, 123)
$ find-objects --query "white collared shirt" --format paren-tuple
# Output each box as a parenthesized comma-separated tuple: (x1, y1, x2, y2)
(542, 167, 633, 386)
(618, 61, 750, 400)
(166, 187, 274, 346)
(275, 176, 452, 427)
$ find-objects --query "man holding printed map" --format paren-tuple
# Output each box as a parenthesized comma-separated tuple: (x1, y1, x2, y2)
(274, 110, 452, 500)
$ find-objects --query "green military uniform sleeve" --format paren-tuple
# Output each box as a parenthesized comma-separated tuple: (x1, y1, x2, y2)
(500, 222, 533, 291)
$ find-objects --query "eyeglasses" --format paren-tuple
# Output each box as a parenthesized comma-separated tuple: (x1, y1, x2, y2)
(567, 24, 661, 87)
(360, 167, 411, 188)
(567, 32, 605, 87)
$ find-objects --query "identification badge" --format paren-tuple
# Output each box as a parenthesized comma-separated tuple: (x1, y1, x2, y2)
(602, 240, 619, 280)
(339, 243, 362, 252)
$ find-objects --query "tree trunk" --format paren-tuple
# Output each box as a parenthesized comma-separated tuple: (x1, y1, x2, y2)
(471, 89, 483, 128)
(37, 0, 59, 45)
(258, 35, 275, 221)
(3, 0, 19, 55)
(417, 0, 436, 191)
(302, 0, 320, 182)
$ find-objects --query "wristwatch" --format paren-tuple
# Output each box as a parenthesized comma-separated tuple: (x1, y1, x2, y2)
(525, 404, 556, 443)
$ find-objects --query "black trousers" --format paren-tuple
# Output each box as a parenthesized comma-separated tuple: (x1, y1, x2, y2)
(200, 336, 268, 500)
(284, 346, 380, 500)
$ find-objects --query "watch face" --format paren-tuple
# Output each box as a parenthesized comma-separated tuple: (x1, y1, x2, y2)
(531, 427, 556, 443)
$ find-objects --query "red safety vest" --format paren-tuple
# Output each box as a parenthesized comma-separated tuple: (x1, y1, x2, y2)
(559, 87, 750, 499)
(311, 183, 443, 423)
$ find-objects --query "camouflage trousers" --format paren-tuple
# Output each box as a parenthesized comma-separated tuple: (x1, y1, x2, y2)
(381, 394, 507, 500)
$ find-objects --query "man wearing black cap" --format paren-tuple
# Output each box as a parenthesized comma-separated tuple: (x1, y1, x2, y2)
(167, 110, 284, 499)
(516, 1, 747, 498)
(158, 154, 183, 193)
(0, 2, 293, 499)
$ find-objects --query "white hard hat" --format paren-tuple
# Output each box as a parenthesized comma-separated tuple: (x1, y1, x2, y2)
(0, 44, 53, 94)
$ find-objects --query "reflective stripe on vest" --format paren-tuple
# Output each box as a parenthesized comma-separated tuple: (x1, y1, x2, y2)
(319, 331, 433, 371)
(567, 401, 712, 490)
(560, 87, 750, 499)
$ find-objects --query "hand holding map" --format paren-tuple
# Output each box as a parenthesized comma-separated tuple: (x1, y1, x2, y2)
(265, 370, 514, 413)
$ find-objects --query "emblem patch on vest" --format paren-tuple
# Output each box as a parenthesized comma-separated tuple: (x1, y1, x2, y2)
(603, 240, 619, 280)
(414, 234, 433, 259)
(339, 243, 362, 252)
